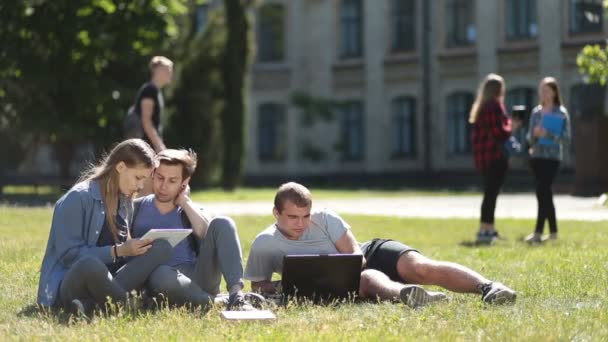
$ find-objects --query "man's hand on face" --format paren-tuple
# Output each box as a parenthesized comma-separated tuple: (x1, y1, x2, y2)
(174, 183, 191, 207)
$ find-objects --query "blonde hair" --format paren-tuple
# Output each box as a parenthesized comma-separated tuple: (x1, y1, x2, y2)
(469, 73, 505, 124)
(149, 56, 173, 72)
(539, 76, 563, 107)
(274, 182, 312, 213)
(156, 149, 198, 180)
(79, 139, 156, 242)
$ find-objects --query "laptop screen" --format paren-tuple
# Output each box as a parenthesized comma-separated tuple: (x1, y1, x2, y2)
(281, 254, 362, 301)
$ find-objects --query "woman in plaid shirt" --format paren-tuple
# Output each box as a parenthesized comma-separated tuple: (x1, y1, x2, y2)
(469, 74, 522, 244)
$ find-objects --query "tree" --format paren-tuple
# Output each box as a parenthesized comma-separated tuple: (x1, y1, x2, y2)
(577, 0, 608, 86)
(166, 5, 226, 186)
(220, 0, 253, 190)
(0, 0, 186, 179)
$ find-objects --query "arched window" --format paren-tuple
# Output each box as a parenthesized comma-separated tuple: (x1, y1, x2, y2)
(258, 103, 287, 161)
(391, 96, 417, 158)
(340, 0, 363, 59)
(339, 101, 364, 160)
(447, 92, 474, 155)
(257, 4, 285, 62)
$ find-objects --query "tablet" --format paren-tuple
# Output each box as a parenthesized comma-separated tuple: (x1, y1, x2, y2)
(140, 228, 192, 247)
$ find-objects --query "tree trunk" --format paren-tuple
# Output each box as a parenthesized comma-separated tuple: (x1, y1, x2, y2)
(220, 0, 250, 190)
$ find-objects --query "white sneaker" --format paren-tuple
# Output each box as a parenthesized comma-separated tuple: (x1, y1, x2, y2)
(399, 285, 447, 308)
(524, 233, 542, 244)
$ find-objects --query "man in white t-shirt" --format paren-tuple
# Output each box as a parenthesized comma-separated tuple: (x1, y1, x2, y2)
(244, 182, 516, 307)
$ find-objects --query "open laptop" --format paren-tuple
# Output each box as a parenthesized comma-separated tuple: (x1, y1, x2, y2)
(281, 254, 362, 302)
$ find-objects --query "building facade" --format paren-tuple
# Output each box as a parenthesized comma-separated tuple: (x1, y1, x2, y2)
(241, 0, 607, 181)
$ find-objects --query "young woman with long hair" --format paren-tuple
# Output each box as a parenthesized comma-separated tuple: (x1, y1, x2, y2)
(524, 77, 571, 243)
(37, 139, 171, 316)
(470, 74, 521, 244)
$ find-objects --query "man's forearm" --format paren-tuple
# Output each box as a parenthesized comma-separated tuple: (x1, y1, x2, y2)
(181, 200, 211, 239)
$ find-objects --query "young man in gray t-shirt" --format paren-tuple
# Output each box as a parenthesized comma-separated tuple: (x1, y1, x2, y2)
(244, 182, 516, 307)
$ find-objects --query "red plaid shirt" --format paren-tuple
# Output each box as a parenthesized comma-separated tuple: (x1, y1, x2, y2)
(472, 100, 512, 171)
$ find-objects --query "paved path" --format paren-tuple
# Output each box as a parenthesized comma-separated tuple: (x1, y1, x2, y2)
(203, 193, 608, 221)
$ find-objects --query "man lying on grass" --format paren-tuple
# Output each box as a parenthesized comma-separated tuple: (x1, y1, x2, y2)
(244, 182, 517, 308)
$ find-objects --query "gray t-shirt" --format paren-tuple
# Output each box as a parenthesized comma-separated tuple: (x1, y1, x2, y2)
(244, 208, 350, 282)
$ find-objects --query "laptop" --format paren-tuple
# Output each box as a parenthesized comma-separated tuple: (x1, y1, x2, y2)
(281, 254, 362, 302)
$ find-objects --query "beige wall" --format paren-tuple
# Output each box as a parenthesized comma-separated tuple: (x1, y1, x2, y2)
(246, 0, 607, 177)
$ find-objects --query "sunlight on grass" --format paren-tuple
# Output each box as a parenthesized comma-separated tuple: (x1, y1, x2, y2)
(1, 206, 607, 340)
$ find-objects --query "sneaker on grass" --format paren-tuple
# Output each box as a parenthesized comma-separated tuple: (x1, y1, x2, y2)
(479, 282, 516, 304)
(399, 285, 447, 308)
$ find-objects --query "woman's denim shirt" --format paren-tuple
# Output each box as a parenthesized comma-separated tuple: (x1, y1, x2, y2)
(37, 180, 113, 307)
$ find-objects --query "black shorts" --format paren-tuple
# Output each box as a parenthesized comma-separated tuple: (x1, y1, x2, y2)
(361, 238, 418, 282)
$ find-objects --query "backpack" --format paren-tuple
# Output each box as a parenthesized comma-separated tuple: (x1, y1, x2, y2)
(132, 198, 201, 255)
(123, 106, 144, 139)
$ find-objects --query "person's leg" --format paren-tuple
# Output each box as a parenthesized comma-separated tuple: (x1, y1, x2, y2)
(478, 159, 508, 242)
(358, 269, 446, 308)
(147, 265, 212, 308)
(531, 158, 547, 235)
(113, 239, 172, 292)
(396, 251, 516, 304)
(543, 160, 560, 234)
(191, 216, 245, 296)
(58, 256, 127, 307)
(396, 251, 489, 293)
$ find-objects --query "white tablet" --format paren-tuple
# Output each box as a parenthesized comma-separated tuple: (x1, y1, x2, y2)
(140, 228, 193, 247)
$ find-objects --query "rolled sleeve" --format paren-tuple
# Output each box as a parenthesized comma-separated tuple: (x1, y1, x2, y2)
(323, 209, 350, 244)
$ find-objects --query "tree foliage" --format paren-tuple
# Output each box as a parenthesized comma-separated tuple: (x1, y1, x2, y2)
(0, 0, 187, 176)
(220, 0, 253, 190)
(166, 6, 226, 186)
(577, 0, 608, 86)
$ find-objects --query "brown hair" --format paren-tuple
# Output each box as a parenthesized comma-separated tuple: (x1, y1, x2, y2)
(79, 139, 156, 242)
(155, 148, 198, 180)
(274, 182, 312, 213)
(539, 77, 563, 107)
(469, 73, 505, 124)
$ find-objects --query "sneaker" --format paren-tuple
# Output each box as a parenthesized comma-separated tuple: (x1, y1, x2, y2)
(475, 230, 496, 245)
(399, 285, 447, 308)
(479, 282, 516, 304)
(524, 233, 542, 244)
(69, 299, 91, 321)
(227, 291, 256, 311)
(541, 233, 558, 242)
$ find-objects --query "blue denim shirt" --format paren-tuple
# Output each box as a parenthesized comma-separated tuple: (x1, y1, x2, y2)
(37, 180, 113, 307)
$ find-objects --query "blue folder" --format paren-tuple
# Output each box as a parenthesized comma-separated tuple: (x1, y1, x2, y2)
(538, 114, 565, 146)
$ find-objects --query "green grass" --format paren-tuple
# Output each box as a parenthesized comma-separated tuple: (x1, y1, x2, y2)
(189, 188, 478, 202)
(1, 206, 607, 340)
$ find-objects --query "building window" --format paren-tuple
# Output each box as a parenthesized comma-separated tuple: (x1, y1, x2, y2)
(339, 101, 364, 160)
(506, 87, 536, 114)
(506, 0, 538, 40)
(569, 0, 604, 34)
(445, 0, 476, 48)
(391, 96, 417, 158)
(570, 83, 606, 153)
(257, 4, 285, 63)
(258, 103, 286, 162)
(391, 0, 416, 52)
(340, 0, 363, 59)
(194, 4, 209, 34)
(447, 92, 474, 155)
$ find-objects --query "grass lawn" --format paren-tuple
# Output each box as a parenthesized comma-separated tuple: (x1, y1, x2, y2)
(1, 206, 607, 340)
(1, 185, 478, 204)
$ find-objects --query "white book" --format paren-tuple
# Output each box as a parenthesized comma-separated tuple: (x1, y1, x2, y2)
(220, 310, 276, 321)
(140, 228, 192, 247)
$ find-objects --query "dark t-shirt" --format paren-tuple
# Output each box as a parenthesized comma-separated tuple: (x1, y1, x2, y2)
(96, 213, 129, 273)
(132, 82, 163, 141)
